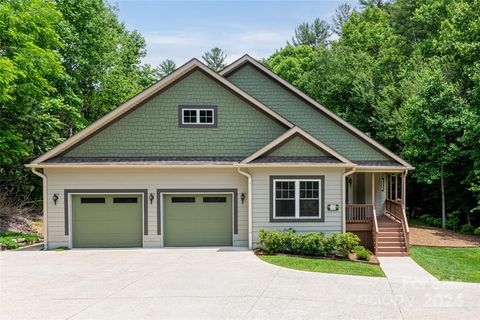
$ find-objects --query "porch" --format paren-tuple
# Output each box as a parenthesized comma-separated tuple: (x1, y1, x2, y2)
(345, 172, 410, 256)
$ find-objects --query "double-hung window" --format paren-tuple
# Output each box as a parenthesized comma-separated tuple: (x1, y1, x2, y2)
(272, 177, 323, 220)
(178, 105, 217, 128)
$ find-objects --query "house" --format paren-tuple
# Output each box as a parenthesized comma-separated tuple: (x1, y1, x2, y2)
(27, 55, 413, 256)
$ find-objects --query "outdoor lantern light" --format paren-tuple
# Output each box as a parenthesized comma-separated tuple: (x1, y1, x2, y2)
(52, 193, 59, 205)
(241, 193, 246, 204)
(348, 178, 352, 186)
(149, 193, 155, 204)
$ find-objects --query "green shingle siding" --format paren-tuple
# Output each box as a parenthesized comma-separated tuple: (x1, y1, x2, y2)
(268, 136, 326, 157)
(226, 64, 389, 161)
(65, 70, 286, 157)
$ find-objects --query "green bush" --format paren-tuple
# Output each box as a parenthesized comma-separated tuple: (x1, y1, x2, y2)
(460, 224, 475, 234)
(0, 232, 41, 250)
(474, 227, 480, 236)
(418, 214, 442, 228)
(445, 212, 460, 230)
(355, 246, 372, 261)
(258, 229, 362, 257)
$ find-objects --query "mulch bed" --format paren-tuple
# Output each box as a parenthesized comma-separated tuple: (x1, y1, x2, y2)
(410, 226, 480, 247)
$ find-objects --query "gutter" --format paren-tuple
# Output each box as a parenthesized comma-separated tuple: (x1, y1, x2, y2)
(31, 168, 48, 250)
(341, 167, 356, 233)
(237, 167, 253, 249)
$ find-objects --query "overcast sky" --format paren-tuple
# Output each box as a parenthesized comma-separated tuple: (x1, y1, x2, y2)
(113, 0, 358, 66)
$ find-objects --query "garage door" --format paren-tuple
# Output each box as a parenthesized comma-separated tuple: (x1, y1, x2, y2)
(72, 194, 142, 248)
(164, 194, 232, 247)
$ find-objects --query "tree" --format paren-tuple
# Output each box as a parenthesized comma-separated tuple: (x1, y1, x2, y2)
(292, 18, 330, 48)
(202, 47, 227, 72)
(55, 0, 157, 122)
(157, 59, 177, 78)
(0, 0, 82, 197)
(401, 65, 475, 228)
(332, 3, 355, 36)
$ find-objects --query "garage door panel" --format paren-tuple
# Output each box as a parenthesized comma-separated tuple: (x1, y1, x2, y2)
(164, 194, 232, 246)
(72, 194, 142, 248)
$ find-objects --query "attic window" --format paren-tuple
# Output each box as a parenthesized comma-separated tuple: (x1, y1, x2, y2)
(178, 105, 217, 128)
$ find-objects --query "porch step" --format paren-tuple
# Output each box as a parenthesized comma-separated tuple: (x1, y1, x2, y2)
(378, 231, 404, 237)
(377, 241, 406, 247)
(377, 236, 405, 242)
(378, 227, 403, 231)
(376, 246, 407, 253)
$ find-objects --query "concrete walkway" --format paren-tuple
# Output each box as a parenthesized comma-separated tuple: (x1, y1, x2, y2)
(1, 249, 479, 320)
(377, 257, 437, 283)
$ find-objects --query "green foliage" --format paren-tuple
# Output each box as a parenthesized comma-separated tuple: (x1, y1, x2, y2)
(0, 232, 41, 250)
(0, 0, 159, 200)
(202, 47, 227, 72)
(291, 18, 330, 48)
(459, 224, 475, 235)
(474, 227, 480, 236)
(419, 214, 442, 228)
(157, 59, 177, 78)
(355, 246, 372, 261)
(257, 229, 361, 257)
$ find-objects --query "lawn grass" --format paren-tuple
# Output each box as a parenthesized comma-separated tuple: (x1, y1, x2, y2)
(410, 246, 480, 283)
(259, 255, 385, 277)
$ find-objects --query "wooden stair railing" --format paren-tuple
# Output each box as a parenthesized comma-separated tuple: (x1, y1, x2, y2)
(385, 199, 409, 253)
(371, 207, 379, 254)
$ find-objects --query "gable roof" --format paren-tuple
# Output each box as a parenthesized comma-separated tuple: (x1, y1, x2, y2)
(220, 55, 413, 169)
(241, 127, 352, 165)
(30, 58, 293, 165)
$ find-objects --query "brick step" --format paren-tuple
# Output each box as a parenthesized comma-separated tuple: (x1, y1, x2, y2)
(377, 247, 408, 253)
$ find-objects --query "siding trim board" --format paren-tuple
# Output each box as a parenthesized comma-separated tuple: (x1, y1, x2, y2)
(64, 189, 148, 237)
(269, 175, 325, 223)
(157, 188, 238, 236)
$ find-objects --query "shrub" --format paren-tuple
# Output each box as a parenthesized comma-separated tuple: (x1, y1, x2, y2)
(418, 214, 442, 228)
(460, 224, 475, 234)
(332, 232, 361, 257)
(474, 227, 480, 236)
(257, 229, 362, 257)
(355, 246, 371, 261)
(446, 212, 460, 231)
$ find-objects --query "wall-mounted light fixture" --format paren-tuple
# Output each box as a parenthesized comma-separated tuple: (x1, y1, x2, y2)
(381, 178, 385, 192)
(241, 193, 246, 204)
(348, 178, 353, 186)
(52, 193, 59, 205)
(149, 193, 155, 204)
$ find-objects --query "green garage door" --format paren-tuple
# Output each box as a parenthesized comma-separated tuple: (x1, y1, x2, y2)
(164, 194, 232, 247)
(72, 194, 142, 248)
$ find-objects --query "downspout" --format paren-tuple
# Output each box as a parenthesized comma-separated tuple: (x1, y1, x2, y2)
(237, 167, 253, 249)
(31, 168, 48, 250)
(341, 167, 356, 233)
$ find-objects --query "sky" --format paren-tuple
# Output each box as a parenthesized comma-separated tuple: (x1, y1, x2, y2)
(113, 0, 358, 67)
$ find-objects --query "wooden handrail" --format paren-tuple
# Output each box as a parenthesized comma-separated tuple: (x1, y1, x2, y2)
(346, 204, 373, 224)
(371, 206, 379, 254)
(385, 199, 410, 252)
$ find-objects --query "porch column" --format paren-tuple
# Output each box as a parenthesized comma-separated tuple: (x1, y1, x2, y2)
(402, 172, 406, 208)
(389, 174, 393, 201)
(371, 173, 375, 214)
(395, 174, 398, 202)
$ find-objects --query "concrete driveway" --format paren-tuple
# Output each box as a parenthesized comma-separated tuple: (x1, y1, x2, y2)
(0, 249, 479, 320)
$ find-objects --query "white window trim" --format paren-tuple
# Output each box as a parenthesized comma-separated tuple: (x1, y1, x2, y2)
(273, 179, 322, 219)
(181, 108, 215, 125)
